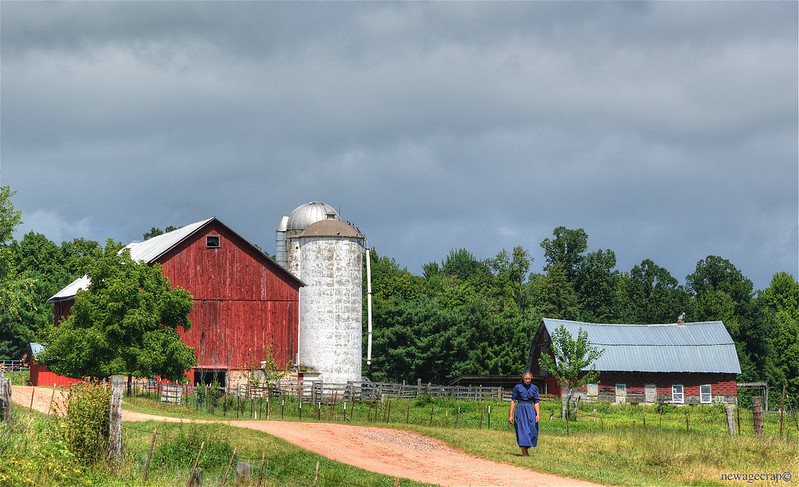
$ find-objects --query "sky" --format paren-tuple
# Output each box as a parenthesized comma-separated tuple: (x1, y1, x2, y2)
(1, 1, 797, 291)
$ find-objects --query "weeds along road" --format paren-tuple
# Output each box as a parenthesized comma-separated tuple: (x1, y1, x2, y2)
(12, 385, 603, 487)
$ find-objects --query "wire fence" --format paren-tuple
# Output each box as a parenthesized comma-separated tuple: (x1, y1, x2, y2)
(121, 420, 419, 486)
(128, 378, 505, 404)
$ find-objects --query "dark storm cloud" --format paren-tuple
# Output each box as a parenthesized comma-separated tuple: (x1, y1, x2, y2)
(1, 1, 796, 290)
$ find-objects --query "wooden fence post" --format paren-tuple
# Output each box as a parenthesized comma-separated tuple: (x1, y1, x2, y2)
(186, 441, 204, 487)
(752, 396, 764, 436)
(779, 385, 785, 440)
(725, 405, 736, 436)
(737, 404, 741, 436)
(220, 446, 237, 487)
(142, 427, 158, 485)
(256, 452, 265, 487)
(312, 460, 320, 487)
(109, 375, 125, 464)
(0, 378, 11, 423)
(47, 385, 57, 420)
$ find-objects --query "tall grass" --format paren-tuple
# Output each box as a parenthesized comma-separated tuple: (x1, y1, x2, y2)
(0, 405, 429, 486)
(3, 389, 797, 486)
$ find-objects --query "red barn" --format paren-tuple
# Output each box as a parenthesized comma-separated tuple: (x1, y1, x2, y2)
(44, 218, 303, 387)
(527, 318, 741, 404)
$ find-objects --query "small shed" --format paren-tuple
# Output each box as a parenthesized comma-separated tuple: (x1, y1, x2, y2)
(28, 342, 84, 387)
(527, 318, 741, 404)
(44, 218, 304, 387)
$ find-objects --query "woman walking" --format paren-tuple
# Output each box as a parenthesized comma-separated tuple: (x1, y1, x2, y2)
(508, 370, 540, 456)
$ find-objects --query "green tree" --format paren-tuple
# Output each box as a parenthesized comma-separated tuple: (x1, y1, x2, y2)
(615, 259, 690, 324)
(0, 233, 102, 360)
(488, 246, 532, 311)
(756, 272, 799, 405)
(142, 226, 179, 240)
(0, 185, 37, 360)
(539, 262, 581, 320)
(540, 226, 588, 279)
(42, 240, 197, 390)
(686, 256, 763, 381)
(538, 325, 604, 420)
(687, 255, 755, 341)
(574, 249, 619, 322)
(0, 185, 22, 244)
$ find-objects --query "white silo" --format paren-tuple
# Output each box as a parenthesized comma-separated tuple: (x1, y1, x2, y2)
(296, 213, 364, 383)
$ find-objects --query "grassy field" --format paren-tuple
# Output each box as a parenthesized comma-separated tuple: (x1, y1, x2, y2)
(1, 372, 797, 486)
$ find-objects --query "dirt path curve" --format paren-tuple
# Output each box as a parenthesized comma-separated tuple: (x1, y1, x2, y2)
(12, 386, 603, 487)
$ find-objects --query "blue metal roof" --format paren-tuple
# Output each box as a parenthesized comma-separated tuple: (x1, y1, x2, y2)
(540, 318, 741, 374)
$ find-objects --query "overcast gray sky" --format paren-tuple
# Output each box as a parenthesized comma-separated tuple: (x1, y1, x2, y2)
(1, 1, 796, 291)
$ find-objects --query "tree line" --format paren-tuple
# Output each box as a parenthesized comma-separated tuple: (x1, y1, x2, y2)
(363, 227, 798, 405)
(1, 184, 796, 404)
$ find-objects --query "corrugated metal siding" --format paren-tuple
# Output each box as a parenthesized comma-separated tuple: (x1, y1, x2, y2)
(541, 319, 741, 374)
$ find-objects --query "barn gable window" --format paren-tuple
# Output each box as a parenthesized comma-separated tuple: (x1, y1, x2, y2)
(672, 384, 684, 404)
(206, 236, 221, 248)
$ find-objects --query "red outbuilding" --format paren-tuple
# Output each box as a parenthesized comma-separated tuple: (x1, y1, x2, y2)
(527, 318, 741, 404)
(42, 218, 303, 388)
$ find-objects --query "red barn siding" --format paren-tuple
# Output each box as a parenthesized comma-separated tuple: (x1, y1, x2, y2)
(52, 301, 73, 326)
(182, 299, 297, 369)
(46, 218, 301, 387)
(155, 222, 300, 372)
(576, 371, 738, 403)
(30, 364, 84, 387)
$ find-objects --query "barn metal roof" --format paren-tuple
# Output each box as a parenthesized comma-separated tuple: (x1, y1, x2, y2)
(48, 217, 304, 303)
(539, 318, 741, 374)
(48, 218, 213, 302)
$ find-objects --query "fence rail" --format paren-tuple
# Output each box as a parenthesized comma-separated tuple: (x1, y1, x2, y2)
(127, 379, 504, 405)
(270, 380, 504, 403)
(0, 360, 28, 372)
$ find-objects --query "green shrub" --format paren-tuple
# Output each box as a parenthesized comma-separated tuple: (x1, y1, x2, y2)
(53, 382, 112, 465)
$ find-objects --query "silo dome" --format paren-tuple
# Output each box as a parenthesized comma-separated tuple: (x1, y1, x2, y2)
(286, 201, 340, 232)
(281, 201, 342, 276)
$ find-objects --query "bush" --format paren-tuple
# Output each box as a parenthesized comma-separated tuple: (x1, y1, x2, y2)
(53, 382, 112, 465)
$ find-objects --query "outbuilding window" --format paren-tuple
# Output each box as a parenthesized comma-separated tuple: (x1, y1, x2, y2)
(700, 384, 712, 403)
(206, 236, 220, 248)
(672, 384, 684, 404)
(615, 384, 627, 403)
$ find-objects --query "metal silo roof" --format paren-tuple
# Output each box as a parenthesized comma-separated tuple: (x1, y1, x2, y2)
(286, 201, 339, 231)
(540, 318, 741, 374)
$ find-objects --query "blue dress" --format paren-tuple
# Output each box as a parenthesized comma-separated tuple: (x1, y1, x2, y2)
(512, 382, 539, 447)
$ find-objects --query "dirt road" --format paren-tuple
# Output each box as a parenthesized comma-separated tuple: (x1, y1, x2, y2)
(11, 385, 603, 487)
